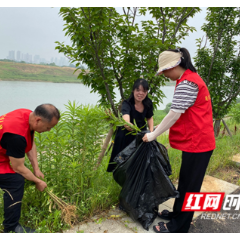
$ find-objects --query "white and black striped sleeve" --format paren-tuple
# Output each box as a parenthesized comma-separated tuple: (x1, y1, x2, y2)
(170, 80, 199, 113)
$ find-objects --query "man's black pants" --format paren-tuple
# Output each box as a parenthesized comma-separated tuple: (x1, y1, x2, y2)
(0, 173, 25, 232)
(166, 150, 213, 233)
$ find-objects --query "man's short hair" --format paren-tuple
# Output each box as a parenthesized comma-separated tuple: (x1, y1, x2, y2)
(34, 104, 60, 122)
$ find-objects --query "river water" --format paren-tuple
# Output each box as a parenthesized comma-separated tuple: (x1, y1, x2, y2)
(0, 81, 175, 115)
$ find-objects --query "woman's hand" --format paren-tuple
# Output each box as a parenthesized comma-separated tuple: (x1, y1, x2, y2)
(124, 124, 133, 132)
(142, 133, 149, 142)
(122, 114, 133, 131)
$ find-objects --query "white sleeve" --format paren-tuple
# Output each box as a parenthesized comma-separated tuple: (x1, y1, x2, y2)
(146, 110, 181, 142)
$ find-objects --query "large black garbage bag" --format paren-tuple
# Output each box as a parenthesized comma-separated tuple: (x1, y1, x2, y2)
(113, 131, 179, 231)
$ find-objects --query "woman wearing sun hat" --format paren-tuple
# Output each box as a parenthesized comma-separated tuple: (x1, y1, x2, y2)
(142, 48, 215, 233)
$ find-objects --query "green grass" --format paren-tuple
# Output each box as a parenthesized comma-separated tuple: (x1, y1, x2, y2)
(153, 109, 167, 124)
(0, 61, 82, 83)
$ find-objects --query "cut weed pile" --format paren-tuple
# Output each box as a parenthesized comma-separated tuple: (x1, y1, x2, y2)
(46, 189, 78, 226)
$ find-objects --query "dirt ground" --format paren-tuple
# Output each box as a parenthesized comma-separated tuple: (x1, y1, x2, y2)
(211, 166, 240, 186)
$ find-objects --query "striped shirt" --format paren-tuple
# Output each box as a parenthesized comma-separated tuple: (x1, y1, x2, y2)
(170, 80, 199, 113)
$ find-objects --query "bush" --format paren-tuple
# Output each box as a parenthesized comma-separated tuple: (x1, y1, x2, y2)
(0, 102, 120, 233)
(164, 102, 172, 114)
(229, 103, 240, 125)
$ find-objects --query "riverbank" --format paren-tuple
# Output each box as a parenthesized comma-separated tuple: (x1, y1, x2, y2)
(0, 60, 176, 86)
(0, 61, 82, 83)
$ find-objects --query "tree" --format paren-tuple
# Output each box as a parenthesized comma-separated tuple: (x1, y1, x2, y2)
(194, 7, 240, 137)
(56, 7, 201, 162)
(229, 103, 240, 134)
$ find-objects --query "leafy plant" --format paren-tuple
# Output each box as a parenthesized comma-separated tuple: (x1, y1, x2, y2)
(55, 7, 201, 163)
(228, 103, 240, 135)
(194, 7, 240, 136)
(18, 102, 121, 232)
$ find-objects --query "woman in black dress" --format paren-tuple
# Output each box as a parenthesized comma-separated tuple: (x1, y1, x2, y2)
(107, 78, 154, 172)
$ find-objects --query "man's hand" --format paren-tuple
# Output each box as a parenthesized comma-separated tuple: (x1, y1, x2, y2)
(10, 156, 47, 189)
(34, 169, 44, 179)
(36, 180, 47, 192)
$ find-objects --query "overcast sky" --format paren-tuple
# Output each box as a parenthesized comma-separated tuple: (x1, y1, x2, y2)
(0, 7, 207, 62)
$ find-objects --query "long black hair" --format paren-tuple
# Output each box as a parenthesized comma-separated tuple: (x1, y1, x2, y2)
(167, 48, 197, 72)
(127, 78, 152, 108)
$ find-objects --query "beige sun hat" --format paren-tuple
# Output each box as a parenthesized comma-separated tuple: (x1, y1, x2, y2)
(156, 51, 182, 76)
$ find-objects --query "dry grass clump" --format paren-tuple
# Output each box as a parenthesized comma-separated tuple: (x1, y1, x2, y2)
(46, 189, 78, 226)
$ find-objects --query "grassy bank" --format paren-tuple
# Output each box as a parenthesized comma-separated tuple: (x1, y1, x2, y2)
(0, 60, 176, 86)
(0, 61, 82, 83)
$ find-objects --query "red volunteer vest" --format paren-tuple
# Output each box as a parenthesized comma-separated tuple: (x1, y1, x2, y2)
(169, 69, 216, 153)
(0, 109, 33, 174)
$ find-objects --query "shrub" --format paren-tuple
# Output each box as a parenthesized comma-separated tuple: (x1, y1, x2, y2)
(0, 102, 120, 233)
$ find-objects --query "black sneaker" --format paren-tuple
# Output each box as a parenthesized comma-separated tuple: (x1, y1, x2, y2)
(13, 224, 36, 233)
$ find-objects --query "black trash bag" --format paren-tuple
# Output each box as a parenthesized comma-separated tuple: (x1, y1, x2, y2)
(113, 130, 179, 231)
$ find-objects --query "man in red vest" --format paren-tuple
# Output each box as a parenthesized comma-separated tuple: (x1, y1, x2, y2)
(142, 48, 215, 233)
(0, 104, 60, 233)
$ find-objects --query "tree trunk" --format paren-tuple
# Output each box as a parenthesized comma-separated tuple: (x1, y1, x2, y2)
(96, 125, 114, 167)
(222, 119, 232, 137)
(214, 119, 221, 137)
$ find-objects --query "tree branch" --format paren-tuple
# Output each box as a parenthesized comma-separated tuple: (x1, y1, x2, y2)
(160, 7, 167, 44)
(170, 7, 196, 45)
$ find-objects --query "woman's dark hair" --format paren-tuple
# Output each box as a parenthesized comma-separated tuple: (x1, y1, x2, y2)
(167, 48, 197, 72)
(127, 78, 151, 107)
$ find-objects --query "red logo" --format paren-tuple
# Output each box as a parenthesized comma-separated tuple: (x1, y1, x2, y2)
(182, 192, 225, 211)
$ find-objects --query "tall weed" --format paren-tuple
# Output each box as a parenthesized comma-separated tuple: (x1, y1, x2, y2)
(10, 101, 120, 232)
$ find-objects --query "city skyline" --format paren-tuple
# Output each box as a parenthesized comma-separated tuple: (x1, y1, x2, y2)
(0, 7, 207, 67)
(5, 49, 70, 66)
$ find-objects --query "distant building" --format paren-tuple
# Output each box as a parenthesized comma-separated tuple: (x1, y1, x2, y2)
(40, 58, 46, 64)
(34, 55, 40, 64)
(64, 57, 69, 66)
(16, 51, 21, 61)
(59, 57, 64, 66)
(25, 53, 29, 62)
(8, 50, 15, 60)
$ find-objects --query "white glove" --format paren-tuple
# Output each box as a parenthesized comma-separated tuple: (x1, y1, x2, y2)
(146, 110, 181, 142)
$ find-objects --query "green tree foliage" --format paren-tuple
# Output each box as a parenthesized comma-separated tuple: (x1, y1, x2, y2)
(56, 7, 200, 115)
(229, 103, 240, 125)
(194, 7, 240, 136)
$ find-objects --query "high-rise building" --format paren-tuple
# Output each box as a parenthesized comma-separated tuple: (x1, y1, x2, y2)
(25, 53, 29, 62)
(16, 51, 21, 61)
(8, 50, 15, 60)
(59, 57, 64, 66)
(34, 55, 40, 64)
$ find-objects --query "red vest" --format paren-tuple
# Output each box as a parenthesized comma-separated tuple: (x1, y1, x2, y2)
(169, 69, 216, 153)
(0, 109, 33, 174)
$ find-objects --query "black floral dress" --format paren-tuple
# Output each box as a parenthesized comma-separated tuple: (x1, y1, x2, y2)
(107, 99, 153, 172)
